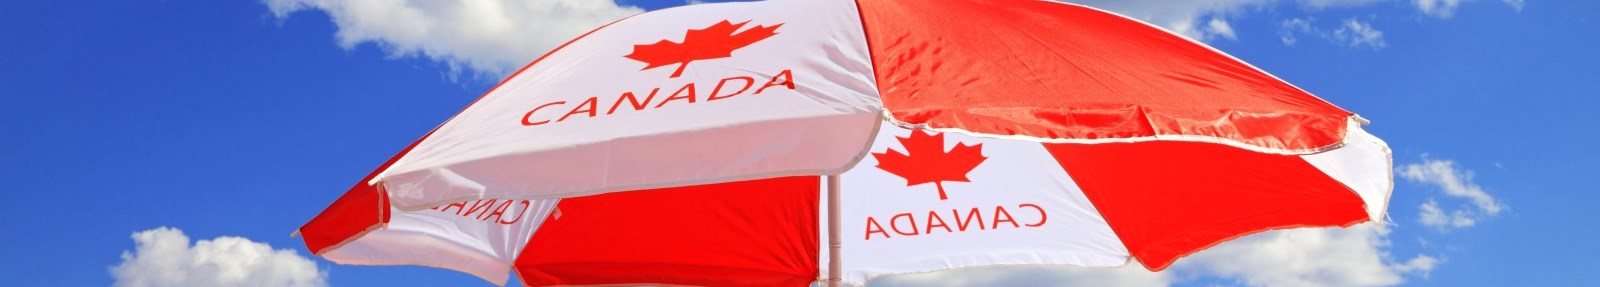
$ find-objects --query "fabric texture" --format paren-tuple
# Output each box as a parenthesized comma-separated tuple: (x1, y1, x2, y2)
(298, 0, 1393, 286)
(858, 0, 1356, 154)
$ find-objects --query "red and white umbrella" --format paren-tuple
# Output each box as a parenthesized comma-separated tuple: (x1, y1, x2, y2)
(296, 0, 1393, 286)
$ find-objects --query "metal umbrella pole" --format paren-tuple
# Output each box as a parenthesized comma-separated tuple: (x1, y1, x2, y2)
(827, 174, 842, 287)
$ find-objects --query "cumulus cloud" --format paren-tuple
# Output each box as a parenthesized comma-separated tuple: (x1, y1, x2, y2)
(110, 227, 326, 287)
(264, 0, 1273, 75)
(1399, 156, 1505, 231)
(261, 0, 1535, 77)
(1177, 224, 1435, 287)
(262, 0, 643, 78)
(872, 263, 1167, 287)
(866, 223, 1437, 287)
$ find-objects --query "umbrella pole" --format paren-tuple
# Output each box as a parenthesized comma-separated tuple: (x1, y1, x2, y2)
(827, 174, 842, 287)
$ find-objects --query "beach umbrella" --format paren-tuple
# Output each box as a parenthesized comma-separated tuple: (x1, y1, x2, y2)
(296, 0, 1393, 285)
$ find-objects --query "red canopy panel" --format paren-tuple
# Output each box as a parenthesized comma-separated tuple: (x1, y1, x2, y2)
(300, 134, 430, 254)
(299, 182, 386, 255)
(859, 0, 1355, 153)
(1044, 141, 1370, 271)
(515, 176, 821, 287)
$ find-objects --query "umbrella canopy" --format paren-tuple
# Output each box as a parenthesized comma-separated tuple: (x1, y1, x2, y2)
(362, 0, 1361, 209)
(298, 0, 1392, 286)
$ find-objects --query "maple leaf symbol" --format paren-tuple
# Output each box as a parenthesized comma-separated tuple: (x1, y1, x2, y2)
(624, 20, 783, 78)
(873, 130, 987, 201)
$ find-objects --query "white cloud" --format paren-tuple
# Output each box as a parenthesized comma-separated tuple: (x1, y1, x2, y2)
(1391, 254, 1440, 278)
(1502, 0, 1526, 11)
(262, 0, 643, 78)
(1208, 18, 1239, 40)
(1413, 0, 1466, 17)
(1281, 17, 1316, 45)
(1399, 156, 1505, 231)
(1066, 0, 1520, 47)
(866, 224, 1436, 287)
(871, 263, 1168, 287)
(1418, 200, 1477, 229)
(110, 227, 326, 287)
(1177, 224, 1434, 287)
(1413, 0, 1526, 17)
(1278, 17, 1387, 49)
(1299, 0, 1390, 9)
(261, 0, 1533, 77)
(1066, 0, 1273, 40)
(1332, 18, 1388, 49)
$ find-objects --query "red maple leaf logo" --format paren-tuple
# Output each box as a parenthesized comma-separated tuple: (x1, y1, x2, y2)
(873, 130, 987, 201)
(624, 20, 783, 78)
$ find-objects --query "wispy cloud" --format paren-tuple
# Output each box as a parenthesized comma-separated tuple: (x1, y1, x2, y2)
(1069, 0, 1519, 48)
(1503, 0, 1526, 12)
(1066, 0, 1273, 41)
(110, 227, 326, 287)
(1299, 0, 1391, 9)
(1414, 0, 1526, 18)
(1208, 18, 1239, 40)
(1281, 17, 1314, 45)
(1414, 0, 1465, 17)
(1399, 156, 1505, 231)
(1418, 199, 1477, 229)
(1279, 17, 1388, 49)
(1390, 254, 1441, 278)
(1333, 18, 1389, 49)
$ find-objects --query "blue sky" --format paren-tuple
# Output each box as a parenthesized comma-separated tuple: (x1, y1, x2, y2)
(1, 0, 1597, 286)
